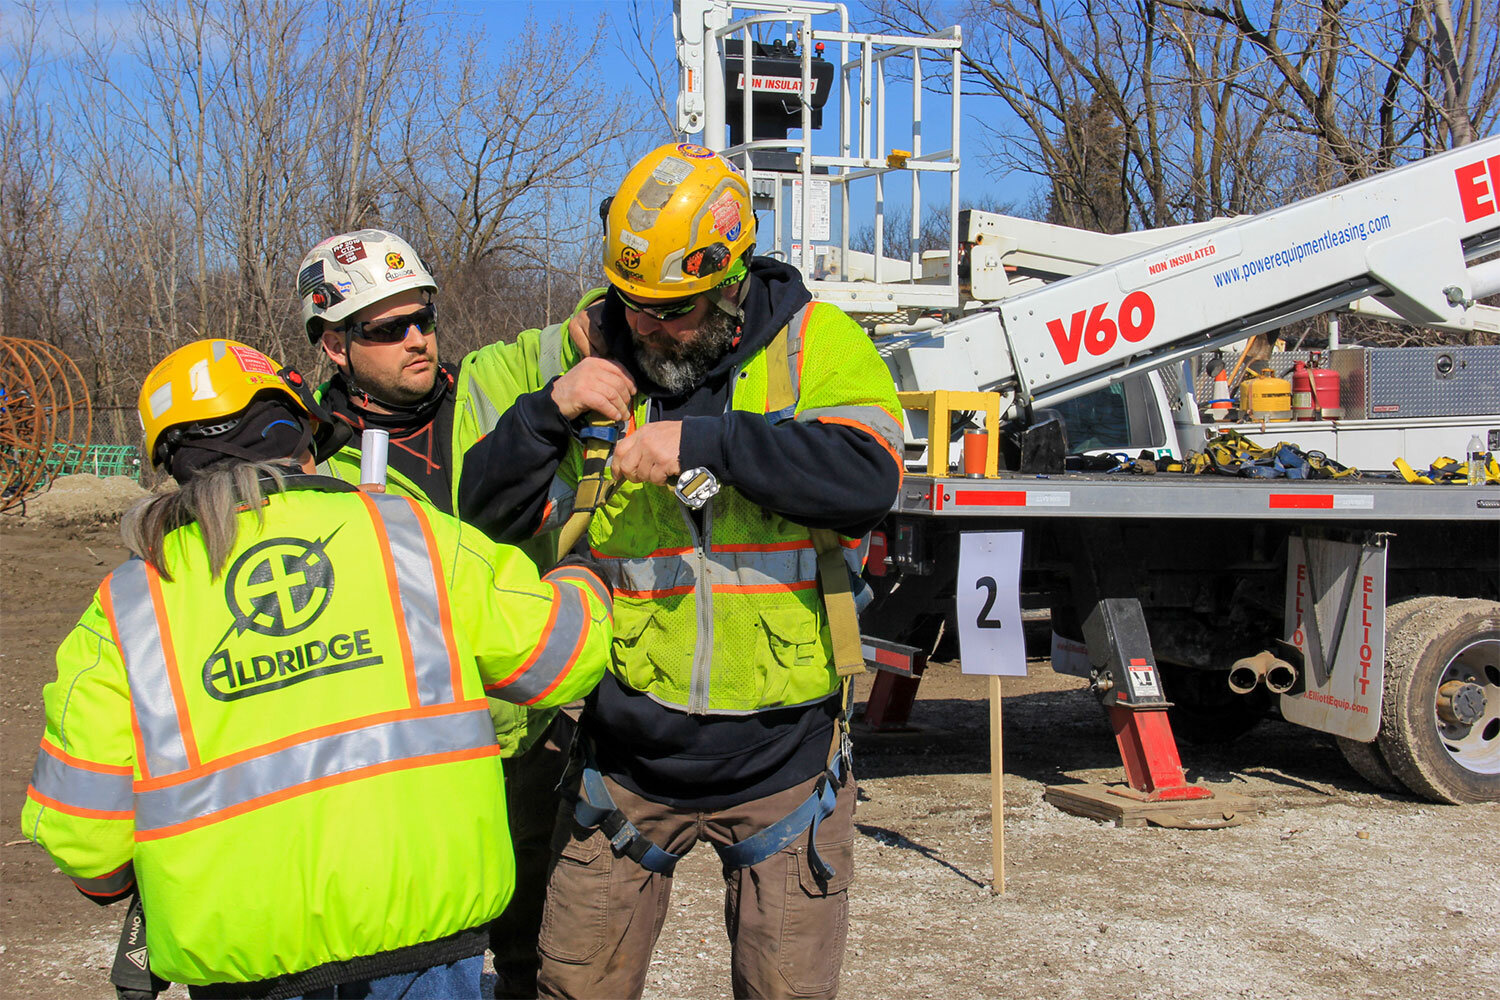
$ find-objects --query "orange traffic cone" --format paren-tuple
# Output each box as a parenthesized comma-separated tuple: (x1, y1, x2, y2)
(1206, 370, 1233, 421)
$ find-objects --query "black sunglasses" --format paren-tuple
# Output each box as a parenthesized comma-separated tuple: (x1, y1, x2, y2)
(343, 304, 437, 343)
(617, 291, 701, 321)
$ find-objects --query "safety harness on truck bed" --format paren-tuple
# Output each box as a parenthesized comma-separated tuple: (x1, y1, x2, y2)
(567, 306, 866, 880)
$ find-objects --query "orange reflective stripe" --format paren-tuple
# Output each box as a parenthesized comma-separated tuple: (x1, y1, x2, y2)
(134, 743, 499, 843)
(714, 580, 818, 594)
(26, 785, 132, 822)
(40, 738, 133, 775)
(358, 491, 421, 708)
(815, 414, 903, 469)
(132, 699, 489, 792)
(593, 544, 695, 559)
(521, 604, 589, 707)
(712, 539, 814, 553)
(408, 500, 465, 701)
(616, 584, 696, 599)
(486, 585, 557, 698)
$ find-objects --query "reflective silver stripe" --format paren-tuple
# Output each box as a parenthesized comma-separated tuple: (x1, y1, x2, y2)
(538, 321, 566, 383)
(785, 303, 811, 399)
(538, 474, 576, 535)
(134, 707, 496, 834)
(30, 746, 132, 814)
(545, 566, 613, 615)
(487, 585, 589, 704)
(601, 545, 827, 595)
(686, 503, 714, 714)
(367, 495, 457, 706)
(109, 560, 190, 777)
(465, 377, 504, 442)
(71, 861, 136, 897)
(800, 404, 904, 461)
(844, 535, 872, 576)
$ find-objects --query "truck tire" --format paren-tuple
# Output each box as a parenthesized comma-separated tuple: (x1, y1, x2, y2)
(1333, 596, 1446, 794)
(1376, 598, 1500, 804)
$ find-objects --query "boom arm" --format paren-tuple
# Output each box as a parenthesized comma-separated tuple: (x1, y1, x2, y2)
(889, 138, 1500, 419)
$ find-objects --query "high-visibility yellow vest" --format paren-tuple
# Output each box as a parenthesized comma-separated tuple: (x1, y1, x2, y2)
(22, 486, 611, 986)
(316, 293, 603, 755)
(539, 301, 902, 714)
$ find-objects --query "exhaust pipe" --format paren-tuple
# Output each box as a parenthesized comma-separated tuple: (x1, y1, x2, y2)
(1228, 651, 1273, 694)
(1264, 658, 1299, 695)
(1228, 650, 1299, 695)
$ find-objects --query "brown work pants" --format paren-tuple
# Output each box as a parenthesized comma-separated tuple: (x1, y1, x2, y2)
(536, 769, 857, 1000)
(490, 713, 576, 999)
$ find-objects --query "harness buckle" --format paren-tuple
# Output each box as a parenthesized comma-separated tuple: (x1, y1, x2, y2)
(674, 467, 721, 509)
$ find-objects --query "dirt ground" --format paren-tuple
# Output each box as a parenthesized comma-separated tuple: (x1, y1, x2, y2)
(2, 511, 1497, 999)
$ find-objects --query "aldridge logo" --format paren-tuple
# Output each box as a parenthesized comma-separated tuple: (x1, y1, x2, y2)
(225, 536, 335, 637)
(202, 531, 383, 700)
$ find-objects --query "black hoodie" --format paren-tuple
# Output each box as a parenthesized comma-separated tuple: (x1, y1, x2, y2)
(458, 258, 900, 808)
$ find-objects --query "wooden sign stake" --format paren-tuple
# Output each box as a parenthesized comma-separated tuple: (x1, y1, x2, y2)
(990, 674, 1005, 895)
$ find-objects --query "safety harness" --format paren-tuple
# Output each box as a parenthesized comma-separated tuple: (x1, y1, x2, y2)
(567, 302, 868, 880)
(1164, 430, 1360, 479)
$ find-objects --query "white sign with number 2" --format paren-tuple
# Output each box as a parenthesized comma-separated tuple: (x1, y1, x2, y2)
(956, 531, 1027, 676)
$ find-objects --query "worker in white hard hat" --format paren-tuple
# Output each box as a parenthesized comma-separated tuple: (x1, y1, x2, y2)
(295, 227, 594, 998)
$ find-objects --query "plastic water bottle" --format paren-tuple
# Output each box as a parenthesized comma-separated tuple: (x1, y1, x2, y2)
(1469, 434, 1485, 486)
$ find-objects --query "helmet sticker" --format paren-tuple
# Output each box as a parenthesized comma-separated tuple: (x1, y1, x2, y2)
(228, 344, 277, 375)
(619, 229, 649, 253)
(332, 239, 366, 264)
(148, 383, 173, 420)
(682, 243, 730, 278)
(189, 360, 216, 401)
(708, 190, 742, 238)
(652, 156, 693, 186)
(676, 143, 717, 159)
(385, 267, 416, 282)
(335, 279, 353, 296)
(297, 260, 325, 298)
(385, 251, 405, 269)
(618, 247, 642, 270)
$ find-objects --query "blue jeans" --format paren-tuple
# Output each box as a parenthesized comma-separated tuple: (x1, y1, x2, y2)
(291, 955, 484, 999)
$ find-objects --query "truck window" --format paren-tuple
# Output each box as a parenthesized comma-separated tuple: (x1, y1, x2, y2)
(1052, 383, 1130, 452)
(1051, 377, 1167, 453)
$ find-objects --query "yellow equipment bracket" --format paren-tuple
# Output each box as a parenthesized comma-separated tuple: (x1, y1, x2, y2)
(896, 390, 1002, 477)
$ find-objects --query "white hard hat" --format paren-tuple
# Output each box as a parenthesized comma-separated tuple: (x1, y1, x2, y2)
(297, 229, 437, 343)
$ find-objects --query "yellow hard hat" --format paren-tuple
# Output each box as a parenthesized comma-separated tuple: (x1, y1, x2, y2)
(602, 143, 756, 301)
(138, 339, 309, 468)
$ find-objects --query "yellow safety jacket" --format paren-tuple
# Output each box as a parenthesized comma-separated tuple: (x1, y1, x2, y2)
(316, 300, 598, 755)
(21, 485, 612, 986)
(537, 301, 902, 714)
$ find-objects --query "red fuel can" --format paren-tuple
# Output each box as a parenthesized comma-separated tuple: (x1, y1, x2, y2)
(1292, 361, 1341, 420)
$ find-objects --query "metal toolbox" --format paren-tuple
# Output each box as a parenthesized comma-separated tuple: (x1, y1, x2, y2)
(1332, 346, 1500, 419)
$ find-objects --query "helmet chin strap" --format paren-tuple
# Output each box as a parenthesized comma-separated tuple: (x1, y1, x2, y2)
(342, 350, 447, 419)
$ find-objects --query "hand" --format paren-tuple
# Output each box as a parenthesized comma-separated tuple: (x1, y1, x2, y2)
(613, 421, 682, 485)
(551, 356, 636, 421)
(568, 301, 608, 358)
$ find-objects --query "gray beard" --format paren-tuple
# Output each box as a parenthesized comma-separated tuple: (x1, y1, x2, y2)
(632, 308, 738, 395)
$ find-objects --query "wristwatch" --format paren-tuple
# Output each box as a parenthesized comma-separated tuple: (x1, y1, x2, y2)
(673, 467, 720, 509)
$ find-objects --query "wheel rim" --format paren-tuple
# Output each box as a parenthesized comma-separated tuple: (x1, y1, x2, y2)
(1433, 637, 1500, 776)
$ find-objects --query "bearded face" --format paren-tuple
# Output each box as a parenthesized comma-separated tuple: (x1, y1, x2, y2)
(629, 306, 738, 395)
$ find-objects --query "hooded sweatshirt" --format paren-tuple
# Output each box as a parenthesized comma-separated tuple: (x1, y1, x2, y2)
(459, 258, 900, 807)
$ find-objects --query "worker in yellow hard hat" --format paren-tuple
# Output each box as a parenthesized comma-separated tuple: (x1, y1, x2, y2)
(21, 339, 612, 999)
(458, 142, 904, 999)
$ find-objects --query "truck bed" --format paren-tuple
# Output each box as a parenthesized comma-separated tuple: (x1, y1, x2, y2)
(897, 471, 1500, 520)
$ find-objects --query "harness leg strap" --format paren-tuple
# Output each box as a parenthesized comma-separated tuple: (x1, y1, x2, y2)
(572, 761, 682, 876)
(714, 750, 848, 882)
